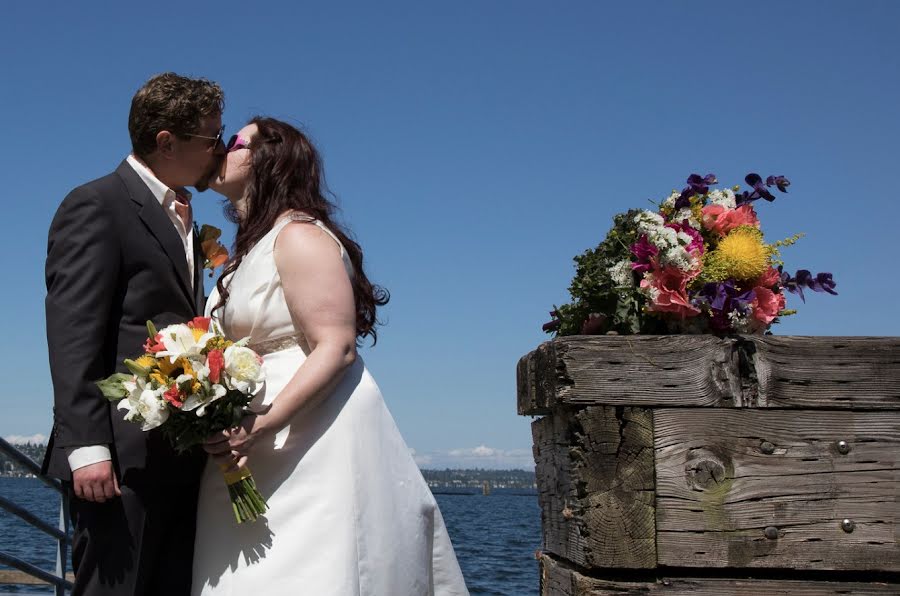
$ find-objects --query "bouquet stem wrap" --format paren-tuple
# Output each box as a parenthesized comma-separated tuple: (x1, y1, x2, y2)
(220, 464, 268, 523)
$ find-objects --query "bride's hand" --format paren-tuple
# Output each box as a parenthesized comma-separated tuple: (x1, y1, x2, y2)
(203, 413, 271, 470)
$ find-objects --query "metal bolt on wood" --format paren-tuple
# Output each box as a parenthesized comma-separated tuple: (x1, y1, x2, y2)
(837, 440, 851, 454)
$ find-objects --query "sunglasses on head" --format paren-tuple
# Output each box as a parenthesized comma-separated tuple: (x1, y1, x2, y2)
(225, 134, 252, 153)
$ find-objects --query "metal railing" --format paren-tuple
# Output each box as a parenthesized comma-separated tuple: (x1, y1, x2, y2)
(0, 437, 72, 595)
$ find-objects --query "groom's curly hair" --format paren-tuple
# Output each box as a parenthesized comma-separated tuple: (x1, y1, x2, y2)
(128, 72, 224, 158)
(214, 117, 389, 345)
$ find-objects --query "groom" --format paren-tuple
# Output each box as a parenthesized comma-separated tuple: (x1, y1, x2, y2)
(42, 73, 225, 596)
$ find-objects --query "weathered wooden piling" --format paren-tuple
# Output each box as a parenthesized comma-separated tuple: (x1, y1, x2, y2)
(518, 335, 900, 594)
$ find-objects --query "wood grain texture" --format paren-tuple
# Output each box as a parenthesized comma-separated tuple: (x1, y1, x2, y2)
(518, 336, 741, 415)
(533, 406, 656, 569)
(540, 555, 899, 595)
(654, 408, 900, 571)
(518, 336, 900, 413)
(747, 336, 900, 408)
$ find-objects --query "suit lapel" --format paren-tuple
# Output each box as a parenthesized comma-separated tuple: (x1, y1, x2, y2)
(116, 161, 195, 304)
(193, 226, 206, 314)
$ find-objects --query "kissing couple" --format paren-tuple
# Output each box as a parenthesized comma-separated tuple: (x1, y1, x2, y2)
(42, 72, 468, 596)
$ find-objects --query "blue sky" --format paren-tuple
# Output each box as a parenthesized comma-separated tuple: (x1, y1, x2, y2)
(1, 1, 898, 468)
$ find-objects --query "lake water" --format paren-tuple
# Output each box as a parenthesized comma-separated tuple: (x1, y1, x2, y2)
(0, 477, 541, 595)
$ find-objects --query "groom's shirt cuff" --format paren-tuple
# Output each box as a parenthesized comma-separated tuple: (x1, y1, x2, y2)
(67, 445, 111, 472)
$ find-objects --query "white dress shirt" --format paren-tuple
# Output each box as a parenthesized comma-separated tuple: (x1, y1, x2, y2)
(126, 154, 195, 285)
(67, 156, 196, 472)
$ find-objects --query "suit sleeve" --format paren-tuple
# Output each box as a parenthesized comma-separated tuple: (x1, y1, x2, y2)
(45, 186, 120, 449)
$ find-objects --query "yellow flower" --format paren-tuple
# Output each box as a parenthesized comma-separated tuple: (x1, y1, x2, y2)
(205, 336, 232, 352)
(177, 357, 195, 379)
(191, 327, 206, 343)
(135, 355, 158, 369)
(690, 202, 703, 225)
(173, 358, 203, 393)
(150, 372, 169, 387)
(156, 358, 178, 377)
(703, 226, 771, 282)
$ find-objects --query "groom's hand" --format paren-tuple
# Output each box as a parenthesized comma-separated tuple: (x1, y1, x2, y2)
(72, 461, 122, 503)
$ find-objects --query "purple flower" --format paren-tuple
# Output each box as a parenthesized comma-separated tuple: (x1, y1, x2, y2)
(747, 173, 776, 202)
(779, 268, 838, 302)
(687, 173, 717, 194)
(766, 175, 790, 193)
(736, 173, 792, 205)
(675, 173, 717, 209)
(696, 281, 755, 313)
(692, 281, 756, 333)
(542, 311, 562, 332)
(813, 272, 838, 294)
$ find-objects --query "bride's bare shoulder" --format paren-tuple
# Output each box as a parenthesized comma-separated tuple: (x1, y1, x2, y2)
(274, 218, 340, 258)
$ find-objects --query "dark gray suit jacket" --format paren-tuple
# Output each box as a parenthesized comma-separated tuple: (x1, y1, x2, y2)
(42, 160, 206, 484)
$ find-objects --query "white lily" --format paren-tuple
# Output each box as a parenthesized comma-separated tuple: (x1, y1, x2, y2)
(154, 323, 216, 363)
(183, 384, 228, 417)
(194, 362, 210, 383)
(117, 380, 169, 431)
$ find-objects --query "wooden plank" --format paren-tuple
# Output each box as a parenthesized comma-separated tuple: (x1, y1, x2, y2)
(518, 336, 900, 414)
(518, 336, 742, 415)
(540, 554, 899, 595)
(533, 406, 656, 570)
(0, 570, 75, 584)
(749, 336, 900, 409)
(654, 409, 900, 571)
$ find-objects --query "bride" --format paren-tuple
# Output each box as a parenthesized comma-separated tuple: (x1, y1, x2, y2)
(192, 117, 468, 595)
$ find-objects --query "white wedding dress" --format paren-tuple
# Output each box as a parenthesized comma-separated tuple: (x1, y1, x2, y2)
(192, 213, 468, 595)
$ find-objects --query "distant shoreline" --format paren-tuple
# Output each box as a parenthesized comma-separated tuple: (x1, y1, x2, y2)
(3, 444, 537, 488)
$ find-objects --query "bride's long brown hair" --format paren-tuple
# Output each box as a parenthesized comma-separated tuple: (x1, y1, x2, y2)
(214, 117, 389, 344)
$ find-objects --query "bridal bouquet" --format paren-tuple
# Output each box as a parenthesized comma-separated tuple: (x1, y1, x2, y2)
(543, 173, 837, 336)
(96, 317, 268, 523)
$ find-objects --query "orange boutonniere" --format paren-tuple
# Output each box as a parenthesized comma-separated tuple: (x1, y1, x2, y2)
(197, 224, 229, 277)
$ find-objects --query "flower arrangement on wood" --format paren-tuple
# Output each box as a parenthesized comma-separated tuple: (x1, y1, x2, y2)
(543, 173, 837, 336)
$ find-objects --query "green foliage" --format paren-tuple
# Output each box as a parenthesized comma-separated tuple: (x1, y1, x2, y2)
(96, 373, 132, 400)
(161, 390, 253, 453)
(549, 209, 663, 336)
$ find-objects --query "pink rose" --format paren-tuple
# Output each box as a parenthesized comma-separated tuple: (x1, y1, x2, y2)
(702, 204, 760, 237)
(641, 267, 701, 319)
(753, 267, 781, 289)
(751, 286, 786, 326)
